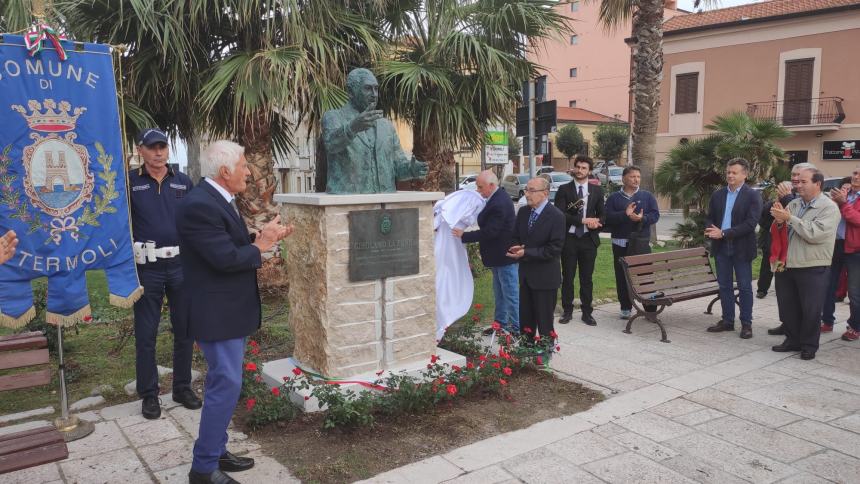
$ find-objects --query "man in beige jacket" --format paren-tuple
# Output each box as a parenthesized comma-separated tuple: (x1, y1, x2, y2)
(770, 167, 840, 360)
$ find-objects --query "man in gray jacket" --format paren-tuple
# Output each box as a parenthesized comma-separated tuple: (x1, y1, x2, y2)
(770, 167, 840, 360)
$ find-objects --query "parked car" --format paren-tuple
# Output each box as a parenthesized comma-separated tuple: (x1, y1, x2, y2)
(588, 174, 601, 186)
(597, 166, 624, 185)
(458, 174, 477, 190)
(538, 171, 573, 190)
(823, 177, 847, 197)
(537, 166, 555, 175)
(591, 160, 616, 177)
(501, 173, 532, 199)
(516, 188, 558, 212)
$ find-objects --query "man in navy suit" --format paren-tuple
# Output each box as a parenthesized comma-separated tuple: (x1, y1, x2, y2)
(507, 177, 566, 337)
(177, 140, 292, 484)
(454, 170, 519, 334)
(705, 157, 762, 339)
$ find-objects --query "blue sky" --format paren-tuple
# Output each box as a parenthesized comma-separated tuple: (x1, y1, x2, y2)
(677, 0, 760, 11)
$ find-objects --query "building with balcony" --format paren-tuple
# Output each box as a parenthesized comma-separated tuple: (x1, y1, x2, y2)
(656, 0, 860, 174)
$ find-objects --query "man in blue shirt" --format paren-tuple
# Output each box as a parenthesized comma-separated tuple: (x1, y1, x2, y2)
(705, 158, 762, 339)
(129, 128, 201, 419)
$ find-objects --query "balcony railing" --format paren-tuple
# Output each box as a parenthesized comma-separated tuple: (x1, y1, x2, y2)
(746, 97, 845, 126)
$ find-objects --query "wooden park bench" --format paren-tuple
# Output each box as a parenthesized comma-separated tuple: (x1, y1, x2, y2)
(620, 247, 739, 343)
(0, 331, 69, 475)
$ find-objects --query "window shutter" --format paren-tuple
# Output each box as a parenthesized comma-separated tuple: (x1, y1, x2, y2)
(675, 73, 699, 114)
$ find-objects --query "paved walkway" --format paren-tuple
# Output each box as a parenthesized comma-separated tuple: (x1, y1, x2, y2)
(362, 293, 860, 484)
(4, 292, 859, 483)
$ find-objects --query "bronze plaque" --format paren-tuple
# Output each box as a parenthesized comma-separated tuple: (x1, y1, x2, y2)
(348, 208, 419, 281)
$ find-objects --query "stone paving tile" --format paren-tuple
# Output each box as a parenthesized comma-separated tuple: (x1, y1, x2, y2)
(547, 429, 627, 465)
(695, 415, 823, 463)
(661, 369, 729, 393)
(589, 422, 626, 438)
(501, 447, 603, 484)
(672, 408, 727, 427)
(167, 405, 202, 438)
(742, 379, 860, 421)
(66, 420, 129, 460)
(684, 388, 803, 428)
(614, 411, 693, 442)
(232, 450, 301, 483)
(805, 375, 860, 397)
(608, 431, 680, 462)
(781, 419, 860, 457)
(660, 455, 750, 484)
(812, 345, 860, 369)
(122, 417, 184, 448)
(710, 369, 794, 396)
(646, 358, 706, 377)
(580, 384, 684, 425)
(137, 437, 194, 472)
(610, 378, 650, 393)
(1, 462, 61, 484)
(550, 358, 629, 387)
(60, 447, 152, 484)
(441, 464, 514, 484)
(152, 463, 191, 483)
(766, 357, 828, 379)
(793, 449, 860, 483)
(649, 399, 709, 419)
(587, 358, 674, 383)
(774, 472, 835, 484)
(582, 451, 696, 484)
(663, 432, 797, 483)
(115, 413, 151, 429)
(806, 364, 860, 388)
(98, 399, 145, 420)
(829, 412, 860, 434)
(357, 456, 462, 484)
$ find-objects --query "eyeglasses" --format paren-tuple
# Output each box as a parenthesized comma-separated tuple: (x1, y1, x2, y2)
(525, 188, 548, 193)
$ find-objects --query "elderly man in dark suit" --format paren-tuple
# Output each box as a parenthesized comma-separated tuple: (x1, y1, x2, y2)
(453, 170, 519, 334)
(705, 157, 762, 339)
(507, 177, 566, 338)
(177, 140, 292, 484)
(555, 155, 605, 326)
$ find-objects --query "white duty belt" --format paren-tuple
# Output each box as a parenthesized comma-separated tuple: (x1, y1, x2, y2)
(133, 241, 180, 264)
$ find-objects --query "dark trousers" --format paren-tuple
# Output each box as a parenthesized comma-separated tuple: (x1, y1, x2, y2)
(845, 253, 860, 331)
(715, 244, 754, 325)
(613, 243, 656, 312)
(776, 267, 829, 353)
(822, 239, 846, 324)
(519, 279, 557, 338)
(757, 244, 774, 294)
(133, 259, 193, 398)
(561, 234, 597, 315)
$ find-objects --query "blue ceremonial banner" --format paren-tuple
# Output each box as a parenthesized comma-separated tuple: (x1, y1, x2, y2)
(0, 34, 141, 328)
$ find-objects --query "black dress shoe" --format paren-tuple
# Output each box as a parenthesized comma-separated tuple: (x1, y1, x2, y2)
(772, 342, 801, 352)
(173, 388, 203, 410)
(706, 321, 734, 333)
(800, 350, 816, 360)
(767, 325, 785, 336)
(141, 396, 161, 420)
(756, 291, 767, 299)
(581, 314, 597, 326)
(559, 313, 572, 324)
(189, 469, 240, 484)
(740, 326, 753, 339)
(219, 451, 255, 472)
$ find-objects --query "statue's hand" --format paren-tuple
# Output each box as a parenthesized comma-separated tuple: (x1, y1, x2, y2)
(413, 158, 429, 179)
(349, 109, 384, 134)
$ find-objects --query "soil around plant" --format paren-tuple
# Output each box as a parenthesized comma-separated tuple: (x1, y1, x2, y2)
(242, 368, 603, 483)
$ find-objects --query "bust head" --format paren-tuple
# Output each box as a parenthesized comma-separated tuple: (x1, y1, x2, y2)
(346, 68, 379, 112)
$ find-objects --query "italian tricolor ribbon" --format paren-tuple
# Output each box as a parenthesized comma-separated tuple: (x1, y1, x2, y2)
(24, 23, 67, 61)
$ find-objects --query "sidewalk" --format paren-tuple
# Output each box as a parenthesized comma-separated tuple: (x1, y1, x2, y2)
(362, 293, 860, 484)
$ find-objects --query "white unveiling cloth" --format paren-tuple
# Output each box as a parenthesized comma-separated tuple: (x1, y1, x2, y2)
(433, 189, 486, 340)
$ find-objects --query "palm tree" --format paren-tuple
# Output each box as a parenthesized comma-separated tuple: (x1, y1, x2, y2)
(372, 0, 571, 191)
(589, 0, 719, 192)
(5, 0, 383, 229)
(707, 111, 791, 183)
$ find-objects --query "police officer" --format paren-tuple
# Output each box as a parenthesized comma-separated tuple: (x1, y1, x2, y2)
(130, 128, 201, 419)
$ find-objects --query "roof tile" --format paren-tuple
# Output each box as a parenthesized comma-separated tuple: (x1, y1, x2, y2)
(664, 0, 860, 33)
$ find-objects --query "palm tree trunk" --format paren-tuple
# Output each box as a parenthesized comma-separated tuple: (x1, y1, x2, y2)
(630, 0, 664, 193)
(411, 128, 456, 193)
(236, 114, 278, 231)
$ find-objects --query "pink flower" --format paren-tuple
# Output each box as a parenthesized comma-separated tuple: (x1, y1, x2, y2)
(549, 330, 558, 338)
(292, 367, 302, 376)
(491, 321, 501, 331)
(499, 378, 508, 386)
(271, 387, 280, 396)
(536, 356, 543, 365)
(245, 398, 256, 411)
(503, 367, 512, 376)
(430, 354, 440, 364)
(446, 384, 458, 396)
(244, 362, 257, 372)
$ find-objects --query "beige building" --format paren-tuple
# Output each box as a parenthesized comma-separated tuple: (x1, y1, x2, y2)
(657, 0, 860, 176)
(549, 107, 628, 170)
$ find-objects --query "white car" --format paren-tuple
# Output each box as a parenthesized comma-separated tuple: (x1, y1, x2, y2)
(516, 188, 558, 212)
(538, 172, 573, 190)
(607, 166, 623, 185)
(458, 174, 477, 190)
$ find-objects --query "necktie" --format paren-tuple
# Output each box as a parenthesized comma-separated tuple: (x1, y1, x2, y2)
(528, 208, 539, 232)
(576, 185, 585, 237)
(229, 198, 241, 218)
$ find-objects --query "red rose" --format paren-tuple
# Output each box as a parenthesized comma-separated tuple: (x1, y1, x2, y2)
(452, 365, 461, 372)
(304, 396, 310, 401)
(471, 315, 480, 322)
(255, 375, 262, 383)
(271, 387, 280, 396)
(492, 362, 501, 369)
(536, 356, 543, 365)
(427, 364, 432, 369)
(549, 330, 558, 338)
(292, 367, 302, 376)
(505, 334, 512, 344)
(446, 384, 458, 396)
(523, 327, 533, 333)
(499, 378, 508, 386)
(430, 354, 440, 364)
(491, 321, 502, 331)
(282, 376, 291, 382)
(245, 398, 256, 411)
(474, 303, 484, 310)
(479, 355, 487, 362)
(556, 345, 561, 352)
(244, 362, 257, 372)
(466, 362, 475, 369)
(249, 340, 259, 347)
(534, 335, 541, 342)
(83, 315, 93, 322)
(503, 367, 512, 376)
(251, 347, 260, 355)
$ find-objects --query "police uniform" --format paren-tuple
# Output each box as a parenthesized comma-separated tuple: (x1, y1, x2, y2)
(129, 163, 194, 401)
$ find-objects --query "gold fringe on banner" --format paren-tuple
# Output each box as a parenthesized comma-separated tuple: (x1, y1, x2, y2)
(109, 285, 143, 308)
(0, 306, 37, 329)
(46, 304, 92, 327)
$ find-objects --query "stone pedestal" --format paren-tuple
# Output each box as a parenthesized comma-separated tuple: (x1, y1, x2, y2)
(273, 191, 448, 379)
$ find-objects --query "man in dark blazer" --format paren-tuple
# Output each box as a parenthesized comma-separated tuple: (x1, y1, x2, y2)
(177, 140, 292, 484)
(555, 156, 605, 326)
(454, 170, 519, 334)
(705, 157, 762, 339)
(507, 177, 566, 338)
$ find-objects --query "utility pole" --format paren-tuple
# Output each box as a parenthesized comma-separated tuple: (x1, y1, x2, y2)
(528, 79, 536, 177)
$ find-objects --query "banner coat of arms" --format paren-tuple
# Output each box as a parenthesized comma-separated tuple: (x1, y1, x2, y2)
(0, 34, 141, 327)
